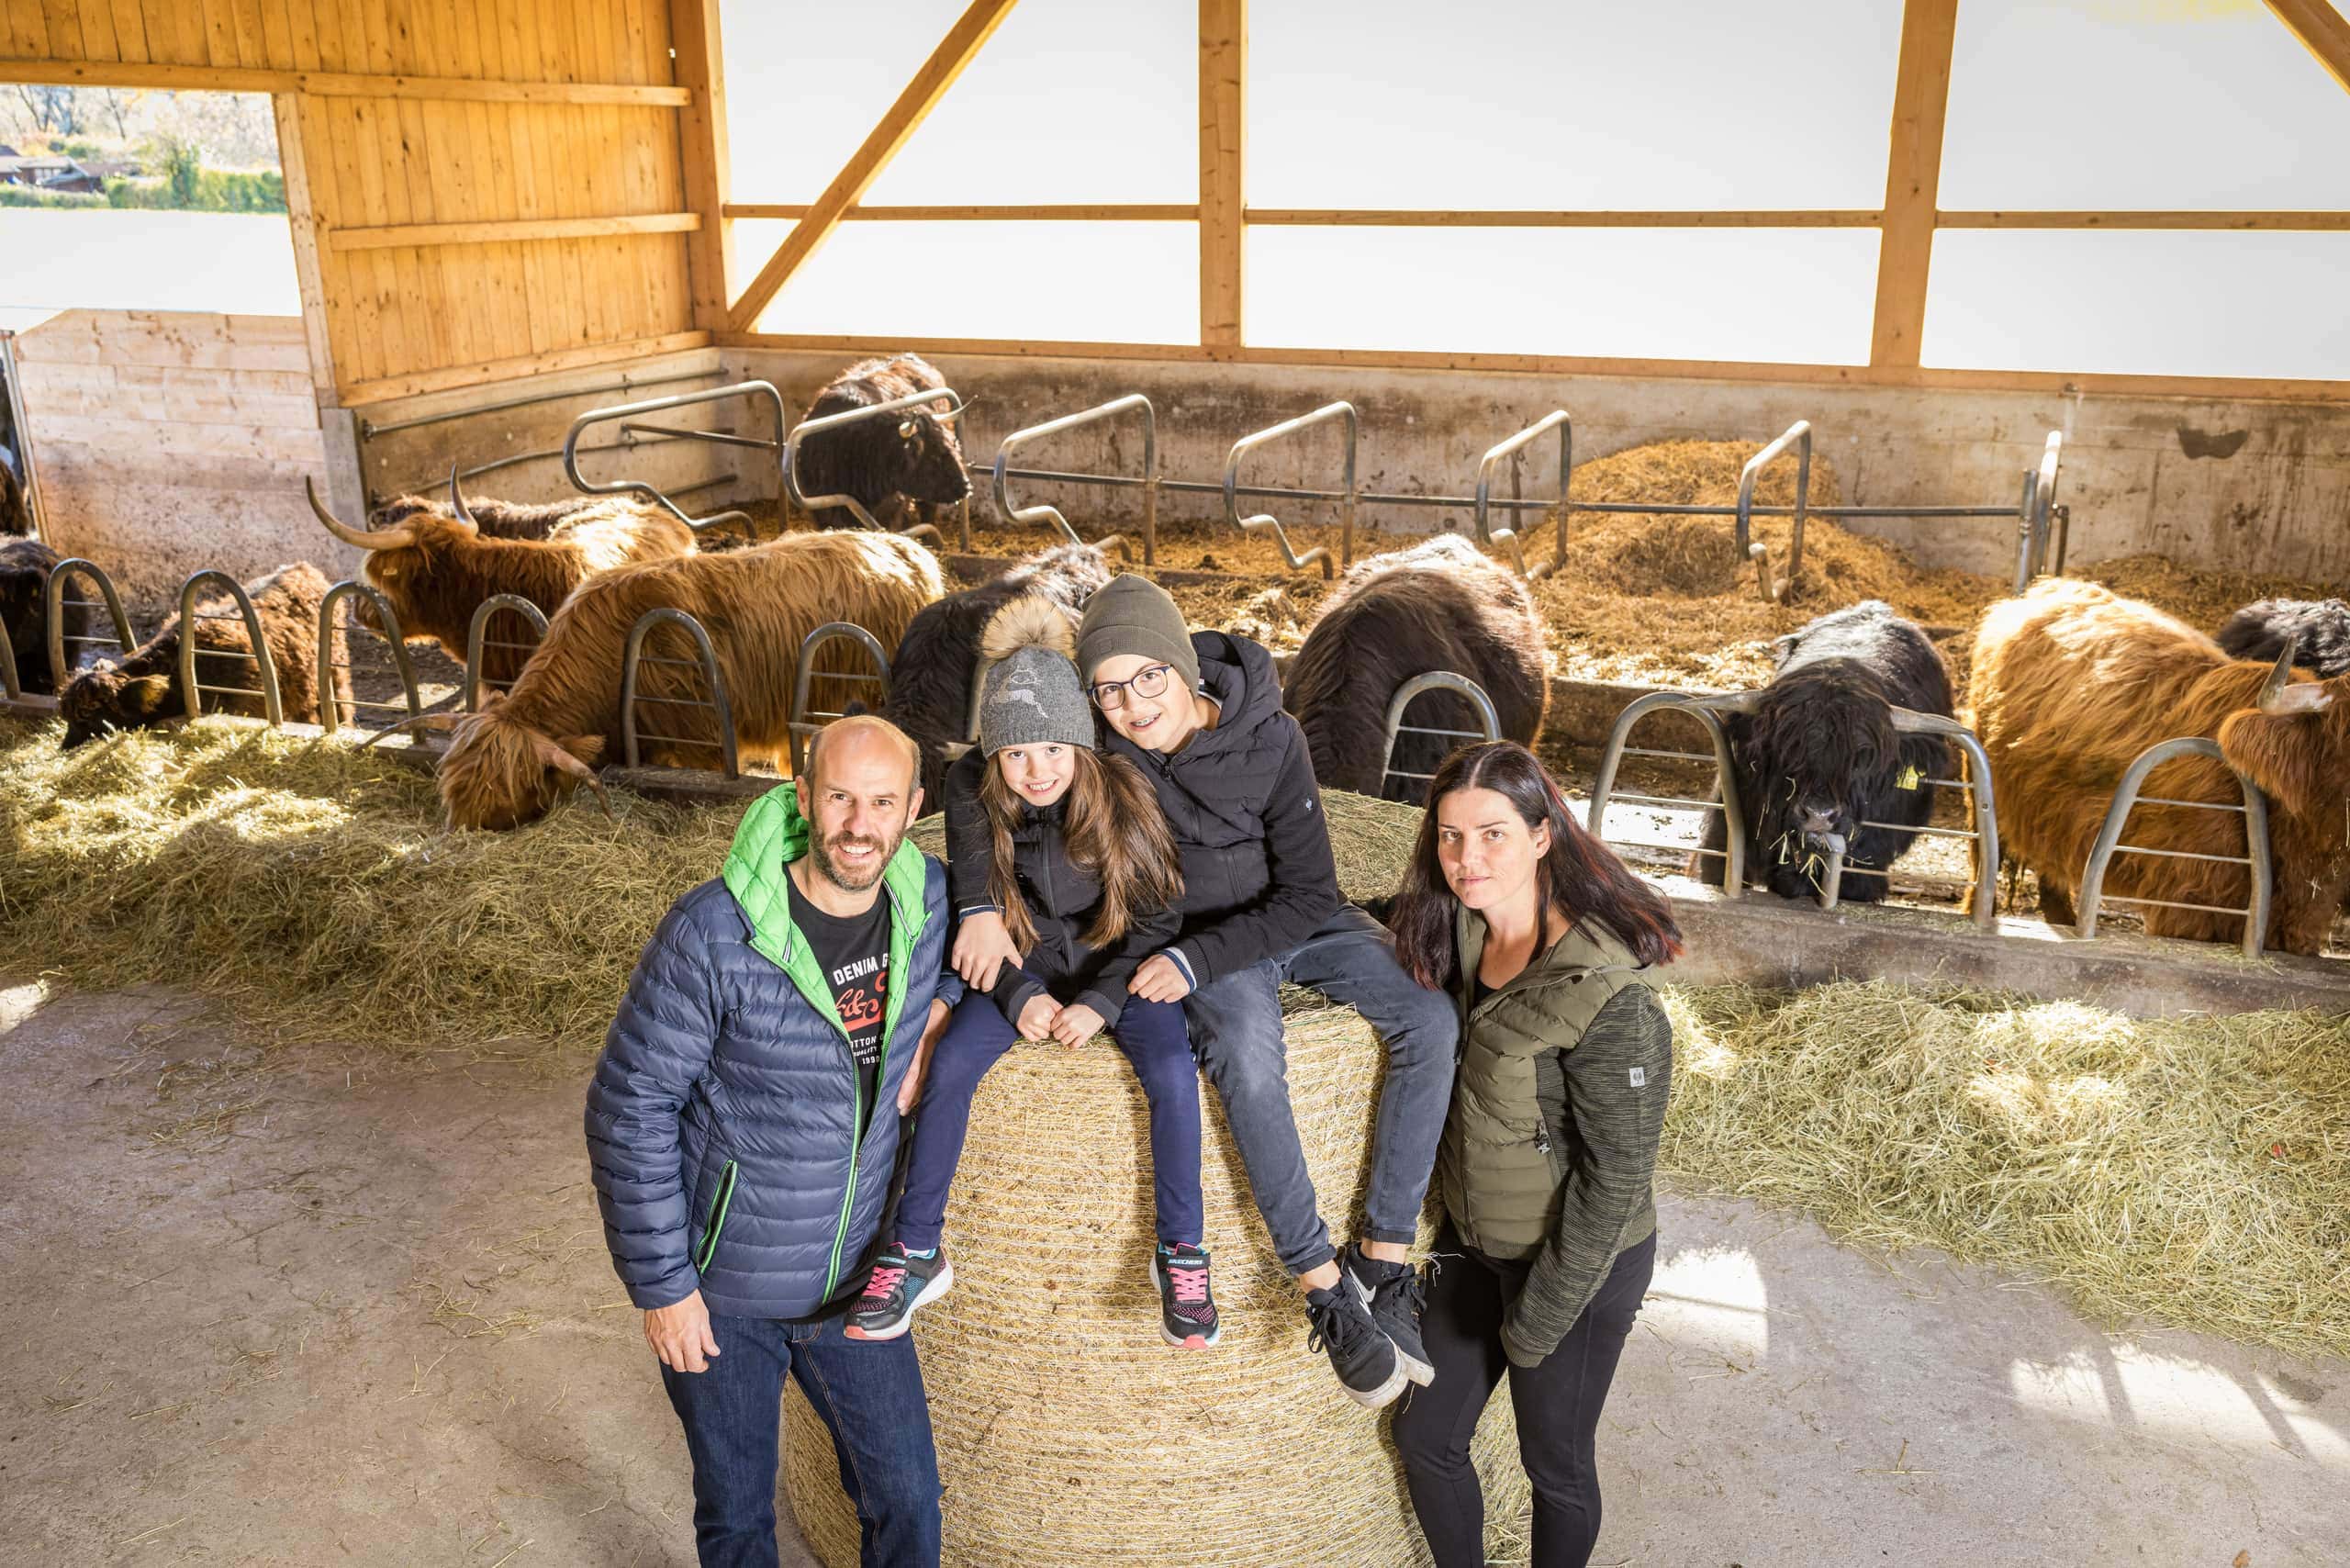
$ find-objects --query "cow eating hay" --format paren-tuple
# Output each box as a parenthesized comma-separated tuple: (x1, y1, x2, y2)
(56, 561, 352, 748)
(1696, 599, 1955, 902)
(1971, 577, 2348, 954)
(436, 531, 945, 830)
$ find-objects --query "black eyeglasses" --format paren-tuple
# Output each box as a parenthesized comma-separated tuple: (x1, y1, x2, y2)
(1088, 663, 1175, 711)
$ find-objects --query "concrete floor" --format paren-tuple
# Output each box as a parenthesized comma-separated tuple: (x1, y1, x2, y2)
(1, 981, 2342, 1567)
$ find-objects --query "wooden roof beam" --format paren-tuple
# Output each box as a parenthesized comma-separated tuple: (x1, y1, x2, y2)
(724, 0, 1020, 333)
(1869, 0, 1960, 370)
(2262, 0, 2350, 95)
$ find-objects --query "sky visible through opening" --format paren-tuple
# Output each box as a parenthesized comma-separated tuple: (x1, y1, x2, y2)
(723, 0, 2350, 378)
(3, 4, 2344, 379)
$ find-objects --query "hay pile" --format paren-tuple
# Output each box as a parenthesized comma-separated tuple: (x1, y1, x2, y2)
(784, 996, 1526, 1568)
(0, 717, 1422, 1058)
(1664, 980, 2350, 1361)
(6, 715, 2344, 1365)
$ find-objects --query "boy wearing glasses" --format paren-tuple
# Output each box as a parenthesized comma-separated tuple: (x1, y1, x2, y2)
(1032, 573, 1458, 1407)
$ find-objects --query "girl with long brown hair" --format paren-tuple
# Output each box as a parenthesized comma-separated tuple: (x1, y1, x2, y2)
(845, 596, 1218, 1350)
(1385, 741, 1682, 1568)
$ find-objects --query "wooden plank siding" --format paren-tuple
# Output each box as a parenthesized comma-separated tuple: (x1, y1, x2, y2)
(0, 0, 701, 404)
(10, 309, 336, 600)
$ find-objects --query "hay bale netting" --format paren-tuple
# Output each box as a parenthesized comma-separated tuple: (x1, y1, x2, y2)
(783, 993, 1525, 1568)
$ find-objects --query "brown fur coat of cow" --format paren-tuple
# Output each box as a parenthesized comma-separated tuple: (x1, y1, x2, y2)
(1282, 532, 1550, 800)
(306, 479, 696, 684)
(437, 530, 945, 830)
(1969, 577, 2349, 954)
(58, 561, 352, 747)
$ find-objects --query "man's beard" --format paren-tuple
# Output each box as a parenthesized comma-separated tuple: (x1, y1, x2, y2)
(808, 822, 902, 893)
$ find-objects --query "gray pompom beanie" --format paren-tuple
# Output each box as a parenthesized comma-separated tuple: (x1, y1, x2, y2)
(977, 594, 1095, 756)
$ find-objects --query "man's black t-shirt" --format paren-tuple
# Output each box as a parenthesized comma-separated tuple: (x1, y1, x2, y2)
(787, 873, 891, 1131)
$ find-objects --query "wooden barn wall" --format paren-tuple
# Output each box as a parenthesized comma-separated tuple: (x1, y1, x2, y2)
(0, 0, 700, 404)
(13, 308, 338, 604)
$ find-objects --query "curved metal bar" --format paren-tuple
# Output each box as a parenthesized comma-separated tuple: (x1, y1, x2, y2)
(563, 380, 788, 530)
(318, 580, 421, 737)
(1735, 421, 1812, 604)
(43, 556, 136, 691)
(2033, 430, 2066, 577)
(2075, 736, 2272, 958)
(1222, 401, 1355, 578)
(1886, 705, 2002, 933)
(463, 593, 549, 713)
(783, 386, 968, 535)
(1377, 671, 1502, 798)
(1588, 691, 1746, 897)
(990, 394, 1151, 564)
(1473, 410, 1572, 581)
(2009, 468, 2042, 595)
(788, 621, 892, 777)
(622, 608, 740, 778)
(174, 569, 283, 727)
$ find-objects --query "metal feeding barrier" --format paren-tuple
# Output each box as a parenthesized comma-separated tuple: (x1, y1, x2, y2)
(1376, 672, 1502, 800)
(1588, 690, 2000, 929)
(564, 380, 780, 538)
(788, 622, 892, 777)
(991, 394, 1151, 563)
(1587, 692, 1749, 897)
(2074, 736, 2272, 959)
(1223, 400, 1358, 579)
(42, 556, 135, 690)
(173, 570, 283, 727)
(962, 398, 2060, 594)
(784, 385, 971, 546)
(463, 593, 549, 712)
(621, 608, 739, 778)
(1474, 410, 1572, 580)
(317, 580, 421, 737)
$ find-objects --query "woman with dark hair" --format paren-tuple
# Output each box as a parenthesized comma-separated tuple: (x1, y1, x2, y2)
(1386, 740, 1681, 1568)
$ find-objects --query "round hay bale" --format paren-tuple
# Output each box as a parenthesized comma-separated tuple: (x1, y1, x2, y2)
(783, 991, 1527, 1565)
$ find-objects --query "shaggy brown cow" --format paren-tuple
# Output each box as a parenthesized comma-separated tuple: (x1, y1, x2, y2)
(306, 476, 695, 684)
(1282, 532, 1549, 801)
(57, 561, 353, 748)
(1969, 577, 2348, 954)
(436, 530, 946, 830)
(3, 535, 88, 697)
(793, 353, 970, 532)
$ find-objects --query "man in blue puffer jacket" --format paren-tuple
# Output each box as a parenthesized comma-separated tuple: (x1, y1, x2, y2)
(587, 717, 960, 1568)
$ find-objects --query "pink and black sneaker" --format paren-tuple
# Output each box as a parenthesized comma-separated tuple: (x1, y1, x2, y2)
(844, 1245, 954, 1341)
(1151, 1241, 1222, 1349)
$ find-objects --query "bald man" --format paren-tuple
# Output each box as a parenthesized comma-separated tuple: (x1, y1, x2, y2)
(587, 715, 960, 1568)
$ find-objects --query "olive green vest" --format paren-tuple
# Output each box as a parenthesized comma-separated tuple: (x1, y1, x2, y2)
(1437, 910, 1658, 1260)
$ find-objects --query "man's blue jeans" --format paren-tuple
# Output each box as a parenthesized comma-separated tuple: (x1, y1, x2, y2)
(1181, 903, 1459, 1275)
(660, 1311, 941, 1568)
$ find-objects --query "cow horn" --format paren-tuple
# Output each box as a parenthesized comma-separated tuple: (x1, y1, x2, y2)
(534, 732, 614, 820)
(447, 465, 480, 532)
(2255, 641, 2335, 716)
(306, 476, 414, 552)
(1686, 689, 1764, 716)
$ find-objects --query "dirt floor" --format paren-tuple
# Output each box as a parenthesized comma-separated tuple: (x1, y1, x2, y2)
(5, 980, 2344, 1567)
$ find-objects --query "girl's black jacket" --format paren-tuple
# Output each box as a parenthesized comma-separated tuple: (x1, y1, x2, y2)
(943, 748, 1180, 1031)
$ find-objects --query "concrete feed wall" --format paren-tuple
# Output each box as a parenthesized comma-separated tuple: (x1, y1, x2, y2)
(733, 349, 2350, 587)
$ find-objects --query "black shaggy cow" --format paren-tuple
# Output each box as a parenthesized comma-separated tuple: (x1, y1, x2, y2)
(871, 542, 1112, 812)
(2216, 598, 2350, 679)
(2, 536, 88, 697)
(57, 561, 352, 749)
(1282, 532, 1550, 801)
(1696, 599, 1954, 902)
(793, 353, 971, 532)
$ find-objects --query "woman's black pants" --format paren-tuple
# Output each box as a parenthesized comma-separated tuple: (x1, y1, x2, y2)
(1392, 1226, 1656, 1568)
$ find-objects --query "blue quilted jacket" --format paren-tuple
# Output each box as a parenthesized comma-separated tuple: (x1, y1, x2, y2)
(585, 786, 962, 1319)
